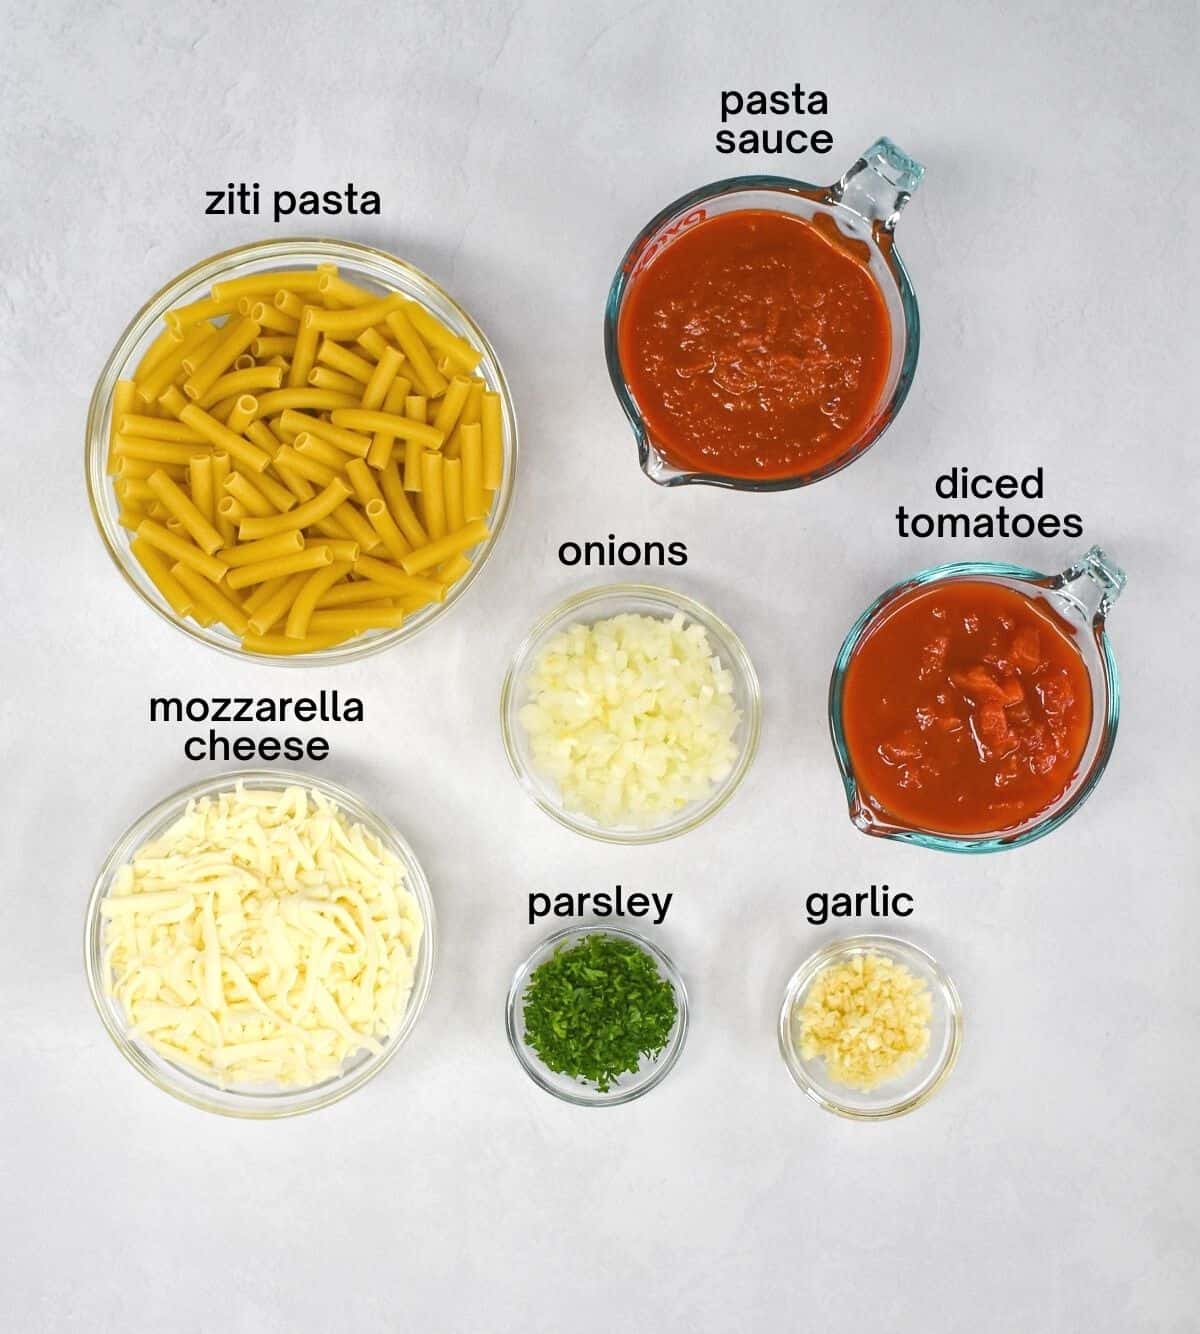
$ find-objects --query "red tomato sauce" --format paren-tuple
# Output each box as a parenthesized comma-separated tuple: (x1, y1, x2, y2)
(840, 580, 1093, 837)
(617, 209, 892, 480)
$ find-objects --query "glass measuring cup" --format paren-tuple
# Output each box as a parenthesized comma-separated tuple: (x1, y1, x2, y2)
(604, 137, 924, 490)
(828, 546, 1126, 852)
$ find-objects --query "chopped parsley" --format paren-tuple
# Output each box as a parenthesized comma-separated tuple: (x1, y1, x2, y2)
(521, 933, 679, 1092)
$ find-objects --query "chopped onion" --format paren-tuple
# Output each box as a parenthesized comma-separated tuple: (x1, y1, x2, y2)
(519, 612, 742, 826)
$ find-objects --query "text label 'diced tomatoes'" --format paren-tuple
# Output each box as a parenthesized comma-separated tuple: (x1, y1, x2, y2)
(840, 580, 1093, 837)
(617, 209, 891, 481)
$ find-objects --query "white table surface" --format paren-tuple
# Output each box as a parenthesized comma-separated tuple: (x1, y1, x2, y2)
(3, 2, 1196, 1330)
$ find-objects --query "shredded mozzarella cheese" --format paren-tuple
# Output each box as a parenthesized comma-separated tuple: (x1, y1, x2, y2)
(102, 784, 423, 1089)
(518, 612, 742, 826)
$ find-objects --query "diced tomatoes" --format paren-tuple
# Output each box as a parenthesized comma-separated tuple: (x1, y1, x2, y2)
(842, 580, 1093, 836)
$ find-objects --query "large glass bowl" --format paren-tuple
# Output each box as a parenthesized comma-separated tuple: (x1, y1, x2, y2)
(86, 237, 517, 664)
(84, 769, 437, 1118)
(505, 925, 689, 1107)
(778, 934, 962, 1120)
(500, 583, 762, 844)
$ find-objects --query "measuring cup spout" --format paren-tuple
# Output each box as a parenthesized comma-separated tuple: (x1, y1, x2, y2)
(830, 138, 925, 235)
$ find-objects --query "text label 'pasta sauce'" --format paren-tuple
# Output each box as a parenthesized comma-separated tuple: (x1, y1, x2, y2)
(840, 580, 1093, 837)
(618, 209, 891, 481)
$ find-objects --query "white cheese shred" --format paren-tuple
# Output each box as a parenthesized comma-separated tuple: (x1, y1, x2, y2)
(102, 784, 422, 1090)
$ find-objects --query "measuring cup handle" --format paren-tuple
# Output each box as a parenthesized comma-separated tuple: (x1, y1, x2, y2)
(829, 138, 925, 234)
(1057, 546, 1127, 627)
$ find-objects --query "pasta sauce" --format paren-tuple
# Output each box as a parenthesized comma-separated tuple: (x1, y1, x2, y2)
(840, 580, 1093, 837)
(618, 209, 891, 480)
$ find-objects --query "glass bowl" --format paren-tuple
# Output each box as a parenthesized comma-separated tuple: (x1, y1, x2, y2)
(84, 769, 436, 1118)
(499, 583, 761, 844)
(86, 237, 517, 664)
(605, 138, 923, 491)
(829, 546, 1125, 853)
(778, 935, 962, 1119)
(505, 925, 688, 1106)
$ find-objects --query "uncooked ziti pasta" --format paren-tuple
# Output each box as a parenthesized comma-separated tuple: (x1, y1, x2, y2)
(108, 263, 502, 654)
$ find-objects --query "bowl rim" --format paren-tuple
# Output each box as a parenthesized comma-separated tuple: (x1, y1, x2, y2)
(603, 174, 921, 492)
(499, 581, 762, 844)
(777, 933, 962, 1120)
(85, 235, 518, 666)
(83, 767, 437, 1118)
(504, 923, 689, 1107)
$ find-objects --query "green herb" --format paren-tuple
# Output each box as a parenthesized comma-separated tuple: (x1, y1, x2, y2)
(522, 933, 678, 1092)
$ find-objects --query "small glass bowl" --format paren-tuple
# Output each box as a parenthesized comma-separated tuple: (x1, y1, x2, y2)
(499, 583, 761, 844)
(505, 925, 689, 1106)
(86, 237, 517, 665)
(778, 935, 962, 1120)
(84, 769, 436, 1118)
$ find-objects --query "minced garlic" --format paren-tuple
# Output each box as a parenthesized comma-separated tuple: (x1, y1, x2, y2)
(793, 952, 931, 1090)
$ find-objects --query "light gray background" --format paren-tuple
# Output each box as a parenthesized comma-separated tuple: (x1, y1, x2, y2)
(2, 2, 1196, 1331)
